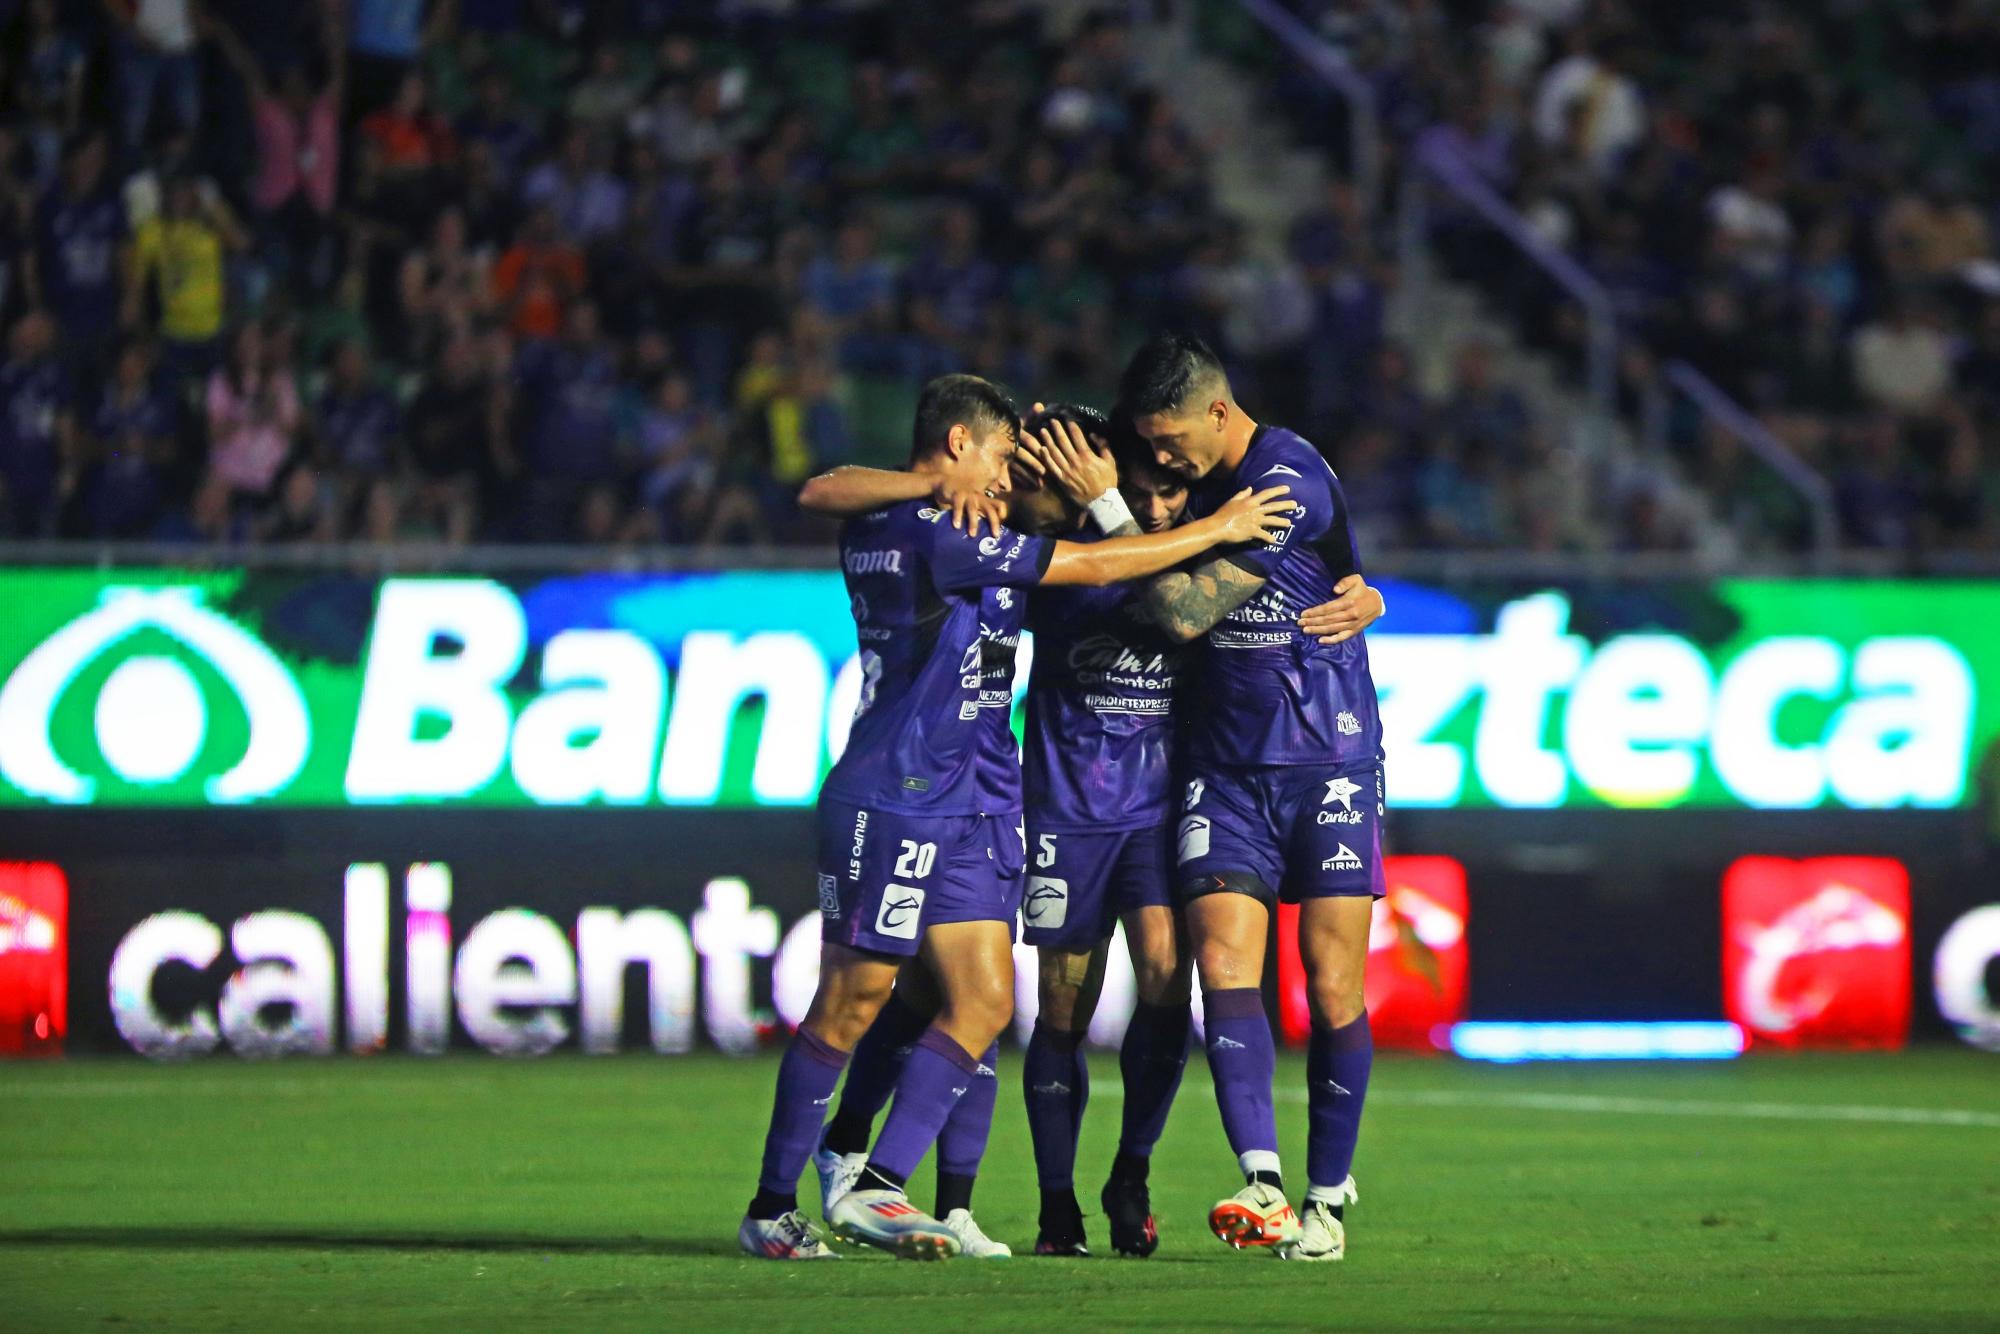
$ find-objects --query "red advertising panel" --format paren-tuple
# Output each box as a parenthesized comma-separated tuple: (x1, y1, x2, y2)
(1279, 856, 1468, 1049)
(1722, 857, 1909, 1050)
(0, 861, 67, 1055)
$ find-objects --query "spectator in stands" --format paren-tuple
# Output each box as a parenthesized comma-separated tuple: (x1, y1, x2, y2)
(456, 67, 538, 185)
(493, 205, 586, 340)
(105, 0, 201, 153)
(17, 1, 87, 147)
(1442, 339, 1532, 465)
(1851, 297, 1953, 418)
(397, 207, 491, 363)
(403, 334, 494, 544)
(205, 322, 301, 504)
(314, 338, 399, 480)
(124, 175, 248, 380)
(1837, 414, 1924, 549)
(1532, 32, 1644, 178)
(522, 125, 629, 244)
(260, 459, 340, 542)
(30, 132, 123, 368)
(1879, 168, 1991, 283)
(206, 4, 345, 298)
(0, 310, 76, 536)
(77, 337, 178, 538)
(347, 0, 436, 115)
(515, 300, 624, 540)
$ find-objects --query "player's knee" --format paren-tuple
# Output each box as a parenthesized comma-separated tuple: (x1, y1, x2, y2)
(941, 976, 1014, 1047)
(805, 970, 897, 1049)
(1306, 968, 1365, 1030)
(1038, 978, 1088, 1032)
(1132, 944, 1188, 1006)
(1195, 940, 1260, 992)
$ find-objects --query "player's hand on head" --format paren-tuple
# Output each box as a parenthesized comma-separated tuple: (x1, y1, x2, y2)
(1033, 416, 1119, 506)
(1299, 573, 1385, 644)
(1215, 485, 1293, 544)
(934, 475, 1008, 536)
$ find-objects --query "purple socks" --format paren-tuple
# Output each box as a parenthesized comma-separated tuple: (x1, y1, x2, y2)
(866, 1027, 986, 1182)
(1023, 1021, 1090, 1189)
(821, 993, 928, 1155)
(755, 1027, 850, 1201)
(1202, 986, 1280, 1179)
(1118, 1000, 1191, 1159)
(1307, 1011, 1372, 1196)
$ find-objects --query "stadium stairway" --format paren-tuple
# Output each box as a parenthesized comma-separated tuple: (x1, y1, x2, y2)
(1132, 4, 1738, 560)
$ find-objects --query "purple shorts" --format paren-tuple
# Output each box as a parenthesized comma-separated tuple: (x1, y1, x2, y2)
(1174, 762, 1387, 904)
(816, 798, 1025, 957)
(1019, 820, 1174, 950)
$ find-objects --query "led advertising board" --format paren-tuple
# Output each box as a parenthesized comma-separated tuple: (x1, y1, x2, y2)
(0, 569, 1991, 812)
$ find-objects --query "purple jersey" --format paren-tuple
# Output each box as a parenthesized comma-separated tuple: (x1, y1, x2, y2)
(1023, 549, 1183, 830)
(822, 501, 1053, 816)
(1182, 425, 1383, 770)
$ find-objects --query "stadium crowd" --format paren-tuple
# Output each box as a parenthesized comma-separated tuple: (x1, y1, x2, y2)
(1271, 0, 2000, 553)
(0, 0, 1996, 555)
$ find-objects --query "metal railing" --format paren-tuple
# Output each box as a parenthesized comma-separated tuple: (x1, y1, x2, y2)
(1235, 0, 1383, 214)
(1236, 0, 1839, 558)
(1661, 361, 1840, 558)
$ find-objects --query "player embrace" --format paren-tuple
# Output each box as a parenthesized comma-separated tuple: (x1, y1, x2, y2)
(739, 374, 1294, 1260)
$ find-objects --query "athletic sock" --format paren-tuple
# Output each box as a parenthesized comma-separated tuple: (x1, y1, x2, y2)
(747, 1187, 797, 1219)
(865, 1027, 984, 1183)
(1023, 1021, 1089, 1189)
(935, 1171, 976, 1216)
(933, 1042, 998, 1216)
(1307, 1010, 1373, 1204)
(1116, 999, 1190, 1160)
(1107, 1151, 1151, 1188)
(821, 992, 927, 1156)
(1201, 986, 1281, 1178)
(856, 1164, 906, 1194)
(750, 1027, 850, 1218)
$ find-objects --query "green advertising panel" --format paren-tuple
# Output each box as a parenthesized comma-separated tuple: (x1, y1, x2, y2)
(0, 567, 1990, 811)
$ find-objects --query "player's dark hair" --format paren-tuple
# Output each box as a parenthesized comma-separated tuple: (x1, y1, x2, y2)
(1105, 408, 1176, 483)
(910, 373, 1020, 462)
(1118, 333, 1229, 417)
(1022, 401, 1110, 441)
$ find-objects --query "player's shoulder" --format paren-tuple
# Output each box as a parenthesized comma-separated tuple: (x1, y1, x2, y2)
(1244, 425, 1335, 486)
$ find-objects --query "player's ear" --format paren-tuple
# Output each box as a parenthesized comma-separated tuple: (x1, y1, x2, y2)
(1210, 398, 1230, 432)
(945, 422, 970, 459)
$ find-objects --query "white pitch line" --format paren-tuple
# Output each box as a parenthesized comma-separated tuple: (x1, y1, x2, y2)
(6, 1074, 1997, 1130)
(1099, 1082, 2000, 1129)
(1330, 1087, 2000, 1129)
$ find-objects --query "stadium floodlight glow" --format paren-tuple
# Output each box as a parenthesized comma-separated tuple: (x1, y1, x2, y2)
(1444, 1021, 1747, 1063)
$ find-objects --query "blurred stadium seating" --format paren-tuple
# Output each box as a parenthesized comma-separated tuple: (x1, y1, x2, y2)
(2, 0, 1996, 559)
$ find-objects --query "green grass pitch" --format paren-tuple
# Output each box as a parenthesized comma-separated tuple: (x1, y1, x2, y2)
(3, 1049, 1996, 1330)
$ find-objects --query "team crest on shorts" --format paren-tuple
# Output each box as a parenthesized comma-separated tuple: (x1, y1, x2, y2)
(1336, 711, 1361, 736)
(1024, 876, 1069, 929)
(875, 884, 925, 939)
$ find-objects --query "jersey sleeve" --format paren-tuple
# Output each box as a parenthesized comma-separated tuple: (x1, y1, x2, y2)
(928, 516, 1056, 591)
(1220, 455, 1336, 578)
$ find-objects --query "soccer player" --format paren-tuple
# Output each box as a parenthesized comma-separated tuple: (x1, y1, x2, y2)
(1120, 334, 1387, 1263)
(739, 374, 1294, 1261)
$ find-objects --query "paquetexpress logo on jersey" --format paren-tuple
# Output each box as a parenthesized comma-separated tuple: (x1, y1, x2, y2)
(0, 587, 309, 804)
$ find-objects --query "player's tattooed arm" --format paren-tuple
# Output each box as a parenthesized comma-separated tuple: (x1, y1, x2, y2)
(1142, 556, 1269, 642)
(797, 466, 1007, 534)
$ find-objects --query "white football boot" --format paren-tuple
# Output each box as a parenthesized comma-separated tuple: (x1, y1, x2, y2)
(1281, 1177, 1356, 1262)
(827, 1188, 960, 1260)
(738, 1210, 838, 1260)
(1207, 1180, 1302, 1251)
(941, 1209, 1012, 1258)
(814, 1146, 868, 1221)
